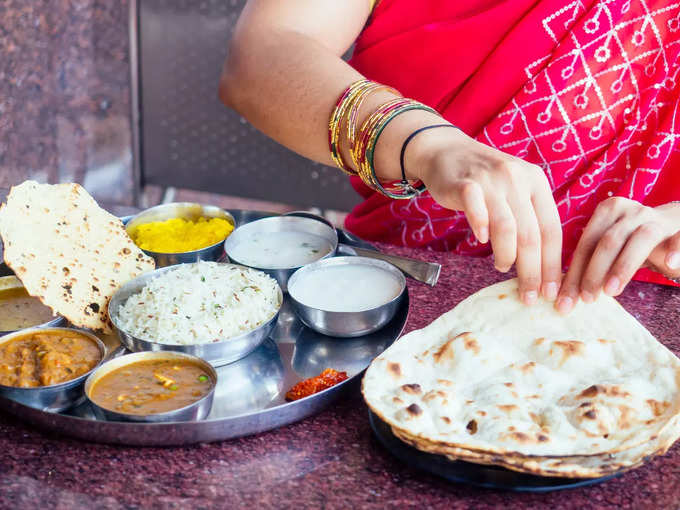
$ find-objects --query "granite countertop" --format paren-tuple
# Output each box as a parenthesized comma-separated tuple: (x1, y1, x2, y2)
(0, 244, 678, 509)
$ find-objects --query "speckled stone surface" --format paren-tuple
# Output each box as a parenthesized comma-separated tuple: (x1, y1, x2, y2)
(0, 0, 134, 205)
(0, 245, 678, 509)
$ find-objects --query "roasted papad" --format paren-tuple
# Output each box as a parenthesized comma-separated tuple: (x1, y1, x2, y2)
(0, 181, 155, 332)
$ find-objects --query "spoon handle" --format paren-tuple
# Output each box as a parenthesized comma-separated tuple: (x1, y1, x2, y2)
(339, 244, 441, 287)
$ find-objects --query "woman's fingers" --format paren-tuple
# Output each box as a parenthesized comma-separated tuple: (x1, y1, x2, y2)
(556, 202, 621, 314)
(507, 193, 542, 305)
(664, 232, 680, 277)
(604, 222, 667, 295)
(531, 182, 563, 301)
(457, 180, 489, 244)
(486, 195, 517, 274)
(579, 218, 632, 298)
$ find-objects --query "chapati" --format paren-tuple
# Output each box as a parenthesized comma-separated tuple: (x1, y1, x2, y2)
(362, 278, 680, 477)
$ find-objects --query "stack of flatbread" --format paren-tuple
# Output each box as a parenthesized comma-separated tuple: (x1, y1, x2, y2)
(363, 278, 680, 478)
(0, 181, 155, 332)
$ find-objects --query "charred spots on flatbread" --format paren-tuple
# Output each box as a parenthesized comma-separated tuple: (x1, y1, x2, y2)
(578, 384, 630, 399)
(460, 332, 480, 354)
(423, 390, 448, 402)
(498, 294, 507, 300)
(392, 397, 404, 404)
(466, 419, 478, 434)
(441, 416, 451, 424)
(497, 404, 518, 414)
(405, 404, 422, 417)
(646, 399, 670, 417)
(387, 362, 401, 378)
(551, 340, 585, 364)
(433, 338, 455, 363)
(579, 385, 600, 398)
(88, 302, 100, 313)
(400, 383, 421, 395)
(583, 410, 597, 420)
(519, 361, 536, 373)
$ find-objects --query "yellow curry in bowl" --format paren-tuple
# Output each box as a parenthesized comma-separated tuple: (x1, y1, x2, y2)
(89, 358, 214, 415)
(129, 217, 234, 253)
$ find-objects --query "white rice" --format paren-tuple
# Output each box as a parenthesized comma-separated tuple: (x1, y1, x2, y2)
(116, 262, 280, 345)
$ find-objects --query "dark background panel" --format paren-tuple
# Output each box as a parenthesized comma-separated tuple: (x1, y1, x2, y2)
(138, 0, 360, 210)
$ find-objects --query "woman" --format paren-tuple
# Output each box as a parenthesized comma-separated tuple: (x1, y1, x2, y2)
(219, 0, 680, 312)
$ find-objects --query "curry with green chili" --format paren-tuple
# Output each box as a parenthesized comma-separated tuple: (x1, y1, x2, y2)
(89, 359, 213, 415)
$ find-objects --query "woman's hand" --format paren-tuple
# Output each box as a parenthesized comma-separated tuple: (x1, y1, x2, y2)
(408, 128, 563, 305)
(556, 198, 680, 314)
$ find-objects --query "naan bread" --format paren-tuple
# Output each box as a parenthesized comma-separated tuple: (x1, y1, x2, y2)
(363, 278, 680, 477)
(0, 181, 155, 332)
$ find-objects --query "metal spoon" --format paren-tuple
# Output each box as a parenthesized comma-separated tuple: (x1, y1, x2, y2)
(284, 211, 441, 287)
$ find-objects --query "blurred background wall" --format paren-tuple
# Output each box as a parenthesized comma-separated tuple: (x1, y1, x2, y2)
(1, 0, 359, 219)
(0, 0, 134, 207)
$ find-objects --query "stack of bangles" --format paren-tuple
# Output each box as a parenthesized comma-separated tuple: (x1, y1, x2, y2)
(328, 78, 458, 199)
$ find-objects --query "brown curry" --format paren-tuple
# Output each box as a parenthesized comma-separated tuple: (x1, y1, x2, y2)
(89, 359, 214, 415)
(0, 330, 101, 387)
(0, 287, 56, 331)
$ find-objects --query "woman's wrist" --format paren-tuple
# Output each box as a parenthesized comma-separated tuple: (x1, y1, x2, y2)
(401, 122, 470, 182)
(370, 109, 456, 182)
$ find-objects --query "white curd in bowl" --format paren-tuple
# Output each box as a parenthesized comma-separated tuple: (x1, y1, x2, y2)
(228, 231, 334, 269)
(289, 263, 403, 312)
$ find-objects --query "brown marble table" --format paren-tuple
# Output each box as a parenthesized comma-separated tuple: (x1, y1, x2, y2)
(0, 244, 678, 509)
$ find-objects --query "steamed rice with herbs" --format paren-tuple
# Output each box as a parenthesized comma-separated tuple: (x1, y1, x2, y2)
(116, 262, 280, 345)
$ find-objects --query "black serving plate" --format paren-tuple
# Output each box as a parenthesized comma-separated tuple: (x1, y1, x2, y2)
(368, 410, 620, 492)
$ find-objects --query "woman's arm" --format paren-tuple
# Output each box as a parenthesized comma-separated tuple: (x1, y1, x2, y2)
(219, 0, 442, 177)
(219, 0, 564, 305)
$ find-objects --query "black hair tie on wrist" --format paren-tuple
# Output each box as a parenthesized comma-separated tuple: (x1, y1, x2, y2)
(399, 123, 459, 186)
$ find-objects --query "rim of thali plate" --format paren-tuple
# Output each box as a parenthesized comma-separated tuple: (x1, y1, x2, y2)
(108, 263, 284, 366)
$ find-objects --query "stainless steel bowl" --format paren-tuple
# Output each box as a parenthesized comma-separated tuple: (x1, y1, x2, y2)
(0, 276, 66, 336)
(108, 264, 283, 366)
(224, 216, 338, 292)
(0, 327, 106, 412)
(287, 257, 406, 338)
(84, 351, 216, 423)
(125, 202, 235, 267)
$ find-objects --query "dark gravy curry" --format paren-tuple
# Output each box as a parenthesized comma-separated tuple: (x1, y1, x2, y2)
(89, 359, 213, 415)
(0, 330, 101, 387)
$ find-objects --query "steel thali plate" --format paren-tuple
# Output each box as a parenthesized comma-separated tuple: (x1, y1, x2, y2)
(0, 210, 409, 446)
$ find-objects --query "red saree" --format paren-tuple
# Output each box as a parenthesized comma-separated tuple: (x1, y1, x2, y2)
(347, 0, 680, 285)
